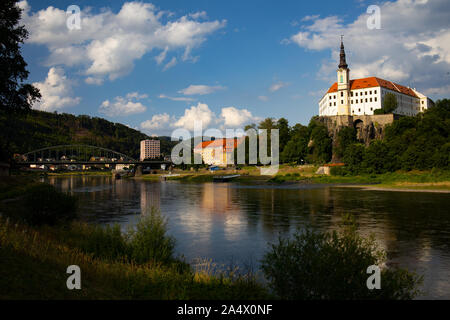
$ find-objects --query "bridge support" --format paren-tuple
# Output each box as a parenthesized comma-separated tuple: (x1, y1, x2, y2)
(135, 165, 143, 177)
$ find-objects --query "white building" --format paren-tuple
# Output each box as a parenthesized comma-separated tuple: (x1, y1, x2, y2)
(319, 39, 433, 117)
(140, 140, 160, 161)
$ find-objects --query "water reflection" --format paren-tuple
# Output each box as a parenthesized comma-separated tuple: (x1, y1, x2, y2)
(47, 176, 450, 299)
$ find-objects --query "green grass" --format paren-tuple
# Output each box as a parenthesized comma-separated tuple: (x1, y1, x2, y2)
(269, 169, 450, 189)
(0, 218, 269, 300)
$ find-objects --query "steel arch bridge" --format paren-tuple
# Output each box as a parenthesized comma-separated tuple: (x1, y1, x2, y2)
(18, 145, 137, 165)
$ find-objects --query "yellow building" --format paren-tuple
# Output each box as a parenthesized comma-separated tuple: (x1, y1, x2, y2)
(194, 138, 242, 167)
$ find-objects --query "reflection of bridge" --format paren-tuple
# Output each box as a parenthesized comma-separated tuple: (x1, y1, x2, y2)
(17, 145, 171, 166)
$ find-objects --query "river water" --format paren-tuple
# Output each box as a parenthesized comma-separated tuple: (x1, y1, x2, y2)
(48, 176, 450, 299)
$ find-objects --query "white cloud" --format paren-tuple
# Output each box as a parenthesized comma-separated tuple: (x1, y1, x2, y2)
(178, 85, 225, 95)
(163, 57, 177, 71)
(85, 77, 104, 85)
(19, 1, 226, 82)
(99, 92, 147, 117)
(269, 81, 289, 92)
(33, 67, 81, 111)
(141, 113, 174, 131)
(174, 103, 216, 131)
(220, 107, 259, 127)
(159, 94, 195, 102)
(287, 0, 450, 97)
(258, 95, 269, 101)
(140, 103, 260, 135)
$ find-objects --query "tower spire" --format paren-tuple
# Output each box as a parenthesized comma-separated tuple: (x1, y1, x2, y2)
(339, 35, 348, 69)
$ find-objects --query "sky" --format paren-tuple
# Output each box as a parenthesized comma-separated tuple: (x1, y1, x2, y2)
(19, 0, 450, 137)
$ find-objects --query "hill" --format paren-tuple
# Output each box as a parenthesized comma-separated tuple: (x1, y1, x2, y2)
(0, 110, 176, 161)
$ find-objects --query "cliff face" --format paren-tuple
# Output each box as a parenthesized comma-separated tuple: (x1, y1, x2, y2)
(318, 114, 396, 162)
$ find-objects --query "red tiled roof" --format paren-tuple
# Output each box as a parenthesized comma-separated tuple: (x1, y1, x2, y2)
(194, 138, 243, 151)
(326, 77, 418, 98)
(194, 141, 214, 150)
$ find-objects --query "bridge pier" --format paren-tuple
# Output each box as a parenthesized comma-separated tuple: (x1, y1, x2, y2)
(135, 165, 143, 177)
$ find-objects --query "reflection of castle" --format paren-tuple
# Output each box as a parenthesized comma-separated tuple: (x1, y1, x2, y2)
(140, 182, 160, 213)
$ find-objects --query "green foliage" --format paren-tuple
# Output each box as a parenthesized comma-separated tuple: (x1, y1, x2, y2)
(335, 126, 357, 159)
(128, 207, 176, 265)
(0, 0, 41, 112)
(307, 120, 332, 164)
(261, 221, 422, 300)
(18, 184, 78, 226)
(340, 99, 450, 174)
(0, 109, 176, 160)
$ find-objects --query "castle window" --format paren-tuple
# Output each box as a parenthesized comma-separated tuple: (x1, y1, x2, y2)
(334, 102, 336, 106)
(370, 98, 372, 102)
(374, 90, 377, 94)
(351, 92, 353, 97)
(375, 97, 377, 102)
(330, 102, 332, 106)
(351, 100, 353, 104)
(370, 107, 373, 111)
(341, 92, 343, 97)
(341, 100, 343, 104)
(355, 92, 358, 96)
(370, 91, 372, 94)
(356, 99, 358, 103)
(365, 92, 368, 95)
(358, 108, 361, 112)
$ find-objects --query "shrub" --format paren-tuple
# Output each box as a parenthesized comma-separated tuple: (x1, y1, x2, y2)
(128, 207, 176, 265)
(21, 184, 77, 226)
(261, 217, 422, 300)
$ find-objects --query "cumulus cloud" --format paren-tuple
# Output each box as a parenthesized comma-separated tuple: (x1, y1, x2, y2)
(19, 1, 226, 82)
(33, 67, 81, 111)
(285, 0, 450, 97)
(140, 103, 259, 136)
(141, 113, 174, 131)
(174, 103, 216, 131)
(220, 107, 259, 127)
(178, 85, 225, 95)
(99, 92, 147, 117)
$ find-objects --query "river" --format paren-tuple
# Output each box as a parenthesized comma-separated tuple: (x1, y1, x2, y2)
(47, 176, 450, 299)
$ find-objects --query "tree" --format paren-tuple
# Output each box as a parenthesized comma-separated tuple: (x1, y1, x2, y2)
(335, 126, 357, 159)
(0, 0, 40, 111)
(0, 0, 40, 161)
(276, 117, 291, 154)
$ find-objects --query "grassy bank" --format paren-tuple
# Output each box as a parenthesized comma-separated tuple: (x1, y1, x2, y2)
(135, 166, 450, 191)
(0, 217, 268, 300)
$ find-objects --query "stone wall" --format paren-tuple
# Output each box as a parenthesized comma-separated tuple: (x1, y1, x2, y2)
(318, 114, 397, 162)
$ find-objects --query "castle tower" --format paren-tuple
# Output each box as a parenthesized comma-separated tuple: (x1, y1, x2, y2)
(337, 36, 351, 115)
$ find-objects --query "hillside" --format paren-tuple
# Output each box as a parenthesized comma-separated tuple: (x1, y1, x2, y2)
(0, 110, 176, 160)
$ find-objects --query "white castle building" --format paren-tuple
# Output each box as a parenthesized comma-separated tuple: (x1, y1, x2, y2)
(319, 38, 434, 117)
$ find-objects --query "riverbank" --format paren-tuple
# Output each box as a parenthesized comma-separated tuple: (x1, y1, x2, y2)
(135, 167, 450, 191)
(0, 217, 268, 299)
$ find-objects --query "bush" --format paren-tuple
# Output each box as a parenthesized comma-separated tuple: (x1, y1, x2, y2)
(261, 217, 422, 300)
(21, 184, 77, 226)
(128, 207, 176, 265)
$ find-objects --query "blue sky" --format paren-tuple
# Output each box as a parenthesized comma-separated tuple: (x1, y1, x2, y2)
(20, 0, 450, 136)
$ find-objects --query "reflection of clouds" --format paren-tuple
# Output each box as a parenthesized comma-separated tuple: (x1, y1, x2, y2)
(176, 206, 213, 241)
(223, 209, 245, 242)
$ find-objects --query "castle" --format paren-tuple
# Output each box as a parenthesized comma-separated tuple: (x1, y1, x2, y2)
(319, 37, 434, 117)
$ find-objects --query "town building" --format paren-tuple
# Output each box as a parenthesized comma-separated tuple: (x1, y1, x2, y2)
(140, 139, 161, 161)
(194, 138, 243, 167)
(319, 38, 433, 117)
